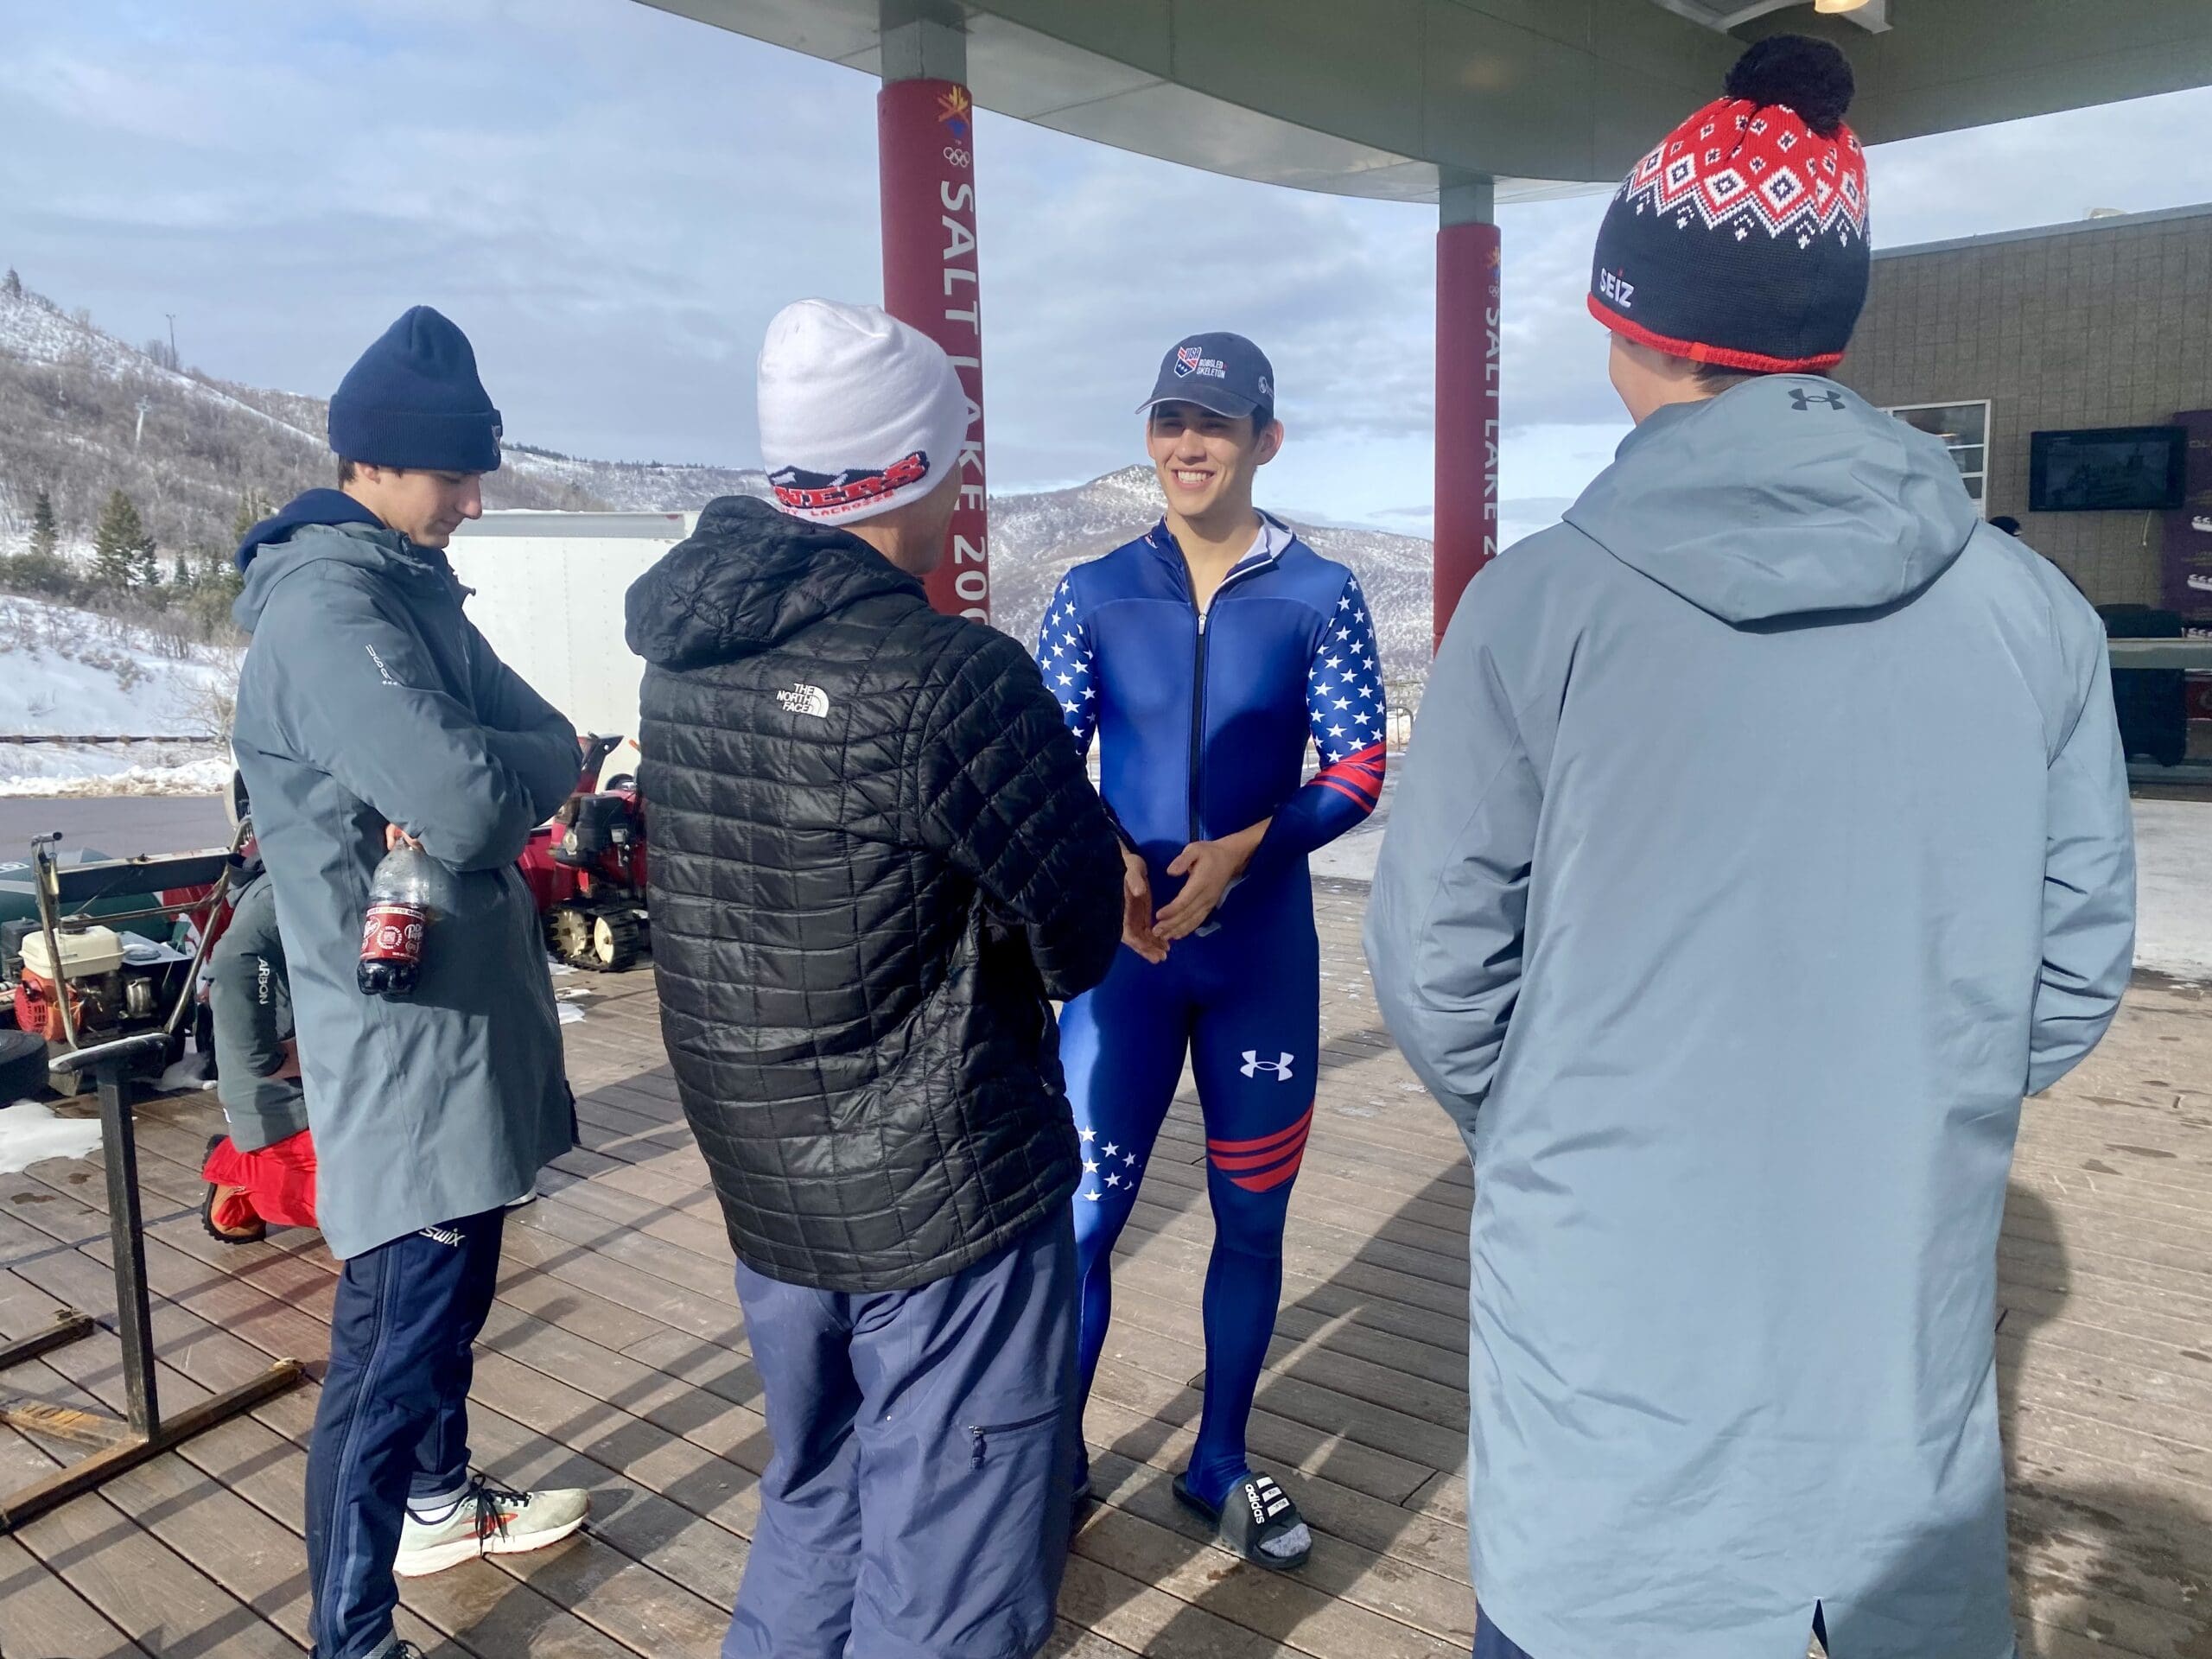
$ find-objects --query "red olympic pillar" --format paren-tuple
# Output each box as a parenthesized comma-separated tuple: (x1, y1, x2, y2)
(1433, 201, 1501, 653)
(879, 77, 989, 622)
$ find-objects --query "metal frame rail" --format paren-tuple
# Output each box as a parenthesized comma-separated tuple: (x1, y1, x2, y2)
(0, 1031, 304, 1530)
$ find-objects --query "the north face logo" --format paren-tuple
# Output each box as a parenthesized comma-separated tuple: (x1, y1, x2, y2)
(1240, 1050, 1294, 1082)
(776, 683, 830, 719)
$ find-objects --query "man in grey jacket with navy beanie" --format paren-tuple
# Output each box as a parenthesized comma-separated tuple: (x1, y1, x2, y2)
(232, 307, 588, 1659)
(1368, 37, 2133, 1659)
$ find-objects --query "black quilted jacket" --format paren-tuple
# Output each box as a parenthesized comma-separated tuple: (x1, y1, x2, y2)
(626, 494, 1124, 1292)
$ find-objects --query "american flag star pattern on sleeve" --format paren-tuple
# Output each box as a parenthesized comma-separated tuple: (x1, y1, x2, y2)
(1037, 573, 1099, 754)
(1262, 569, 1388, 857)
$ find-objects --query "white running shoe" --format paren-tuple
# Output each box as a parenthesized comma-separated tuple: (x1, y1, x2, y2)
(392, 1472, 588, 1577)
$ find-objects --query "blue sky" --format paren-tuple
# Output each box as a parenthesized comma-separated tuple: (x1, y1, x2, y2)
(3, 0, 2209, 543)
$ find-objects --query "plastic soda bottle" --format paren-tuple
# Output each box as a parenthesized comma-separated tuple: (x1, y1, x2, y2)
(357, 842, 454, 999)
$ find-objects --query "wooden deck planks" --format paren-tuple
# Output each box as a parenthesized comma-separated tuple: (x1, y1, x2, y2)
(0, 886, 2203, 1657)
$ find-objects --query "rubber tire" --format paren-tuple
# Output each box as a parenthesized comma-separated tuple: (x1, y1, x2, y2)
(547, 905, 594, 967)
(592, 914, 641, 974)
(0, 1029, 48, 1103)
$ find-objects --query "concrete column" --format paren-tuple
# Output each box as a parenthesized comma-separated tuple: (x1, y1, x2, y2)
(879, 1, 990, 620)
(1433, 170, 1500, 652)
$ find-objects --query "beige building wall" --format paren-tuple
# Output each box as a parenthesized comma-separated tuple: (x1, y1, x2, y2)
(1835, 203, 2212, 608)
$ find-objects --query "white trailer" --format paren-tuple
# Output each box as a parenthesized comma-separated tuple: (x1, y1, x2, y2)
(445, 510, 697, 784)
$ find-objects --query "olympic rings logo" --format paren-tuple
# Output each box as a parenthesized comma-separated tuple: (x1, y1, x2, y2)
(943, 145, 971, 169)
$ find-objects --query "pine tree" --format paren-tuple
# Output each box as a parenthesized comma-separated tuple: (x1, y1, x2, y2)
(92, 490, 149, 592)
(2, 269, 20, 301)
(171, 552, 194, 593)
(232, 488, 273, 544)
(8, 486, 73, 600)
(188, 546, 244, 640)
(28, 490, 56, 563)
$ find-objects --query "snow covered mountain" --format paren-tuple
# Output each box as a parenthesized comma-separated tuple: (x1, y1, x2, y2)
(0, 270, 1436, 698)
(0, 278, 612, 561)
(599, 460, 1438, 689)
(499, 448, 774, 513)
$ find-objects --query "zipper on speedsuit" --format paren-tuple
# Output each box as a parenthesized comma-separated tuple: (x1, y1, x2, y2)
(1187, 605, 1209, 843)
(1172, 528, 1275, 847)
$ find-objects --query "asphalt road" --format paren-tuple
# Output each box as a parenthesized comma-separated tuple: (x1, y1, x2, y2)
(0, 797, 233, 860)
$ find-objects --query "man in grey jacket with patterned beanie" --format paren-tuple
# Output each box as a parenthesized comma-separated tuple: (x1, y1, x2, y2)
(1368, 37, 2133, 1659)
(232, 306, 588, 1659)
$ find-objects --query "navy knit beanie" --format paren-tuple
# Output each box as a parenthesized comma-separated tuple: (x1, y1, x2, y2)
(327, 306, 503, 473)
(1589, 36, 1869, 372)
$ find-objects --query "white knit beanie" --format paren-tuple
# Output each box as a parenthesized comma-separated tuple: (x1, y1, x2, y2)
(757, 299, 969, 524)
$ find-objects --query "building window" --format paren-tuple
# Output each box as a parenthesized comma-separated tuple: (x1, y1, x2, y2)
(1884, 401, 1991, 513)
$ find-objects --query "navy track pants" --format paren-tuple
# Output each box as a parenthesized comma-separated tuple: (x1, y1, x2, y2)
(306, 1207, 504, 1659)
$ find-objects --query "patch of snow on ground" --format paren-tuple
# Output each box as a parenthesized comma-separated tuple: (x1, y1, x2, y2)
(1316, 778, 2212, 981)
(0, 743, 231, 797)
(0, 594, 239, 795)
(0, 596, 239, 738)
(2133, 799, 2212, 981)
(0, 1100, 103, 1173)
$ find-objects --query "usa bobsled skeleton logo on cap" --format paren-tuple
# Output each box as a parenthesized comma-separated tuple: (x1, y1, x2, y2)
(1174, 344, 1226, 380)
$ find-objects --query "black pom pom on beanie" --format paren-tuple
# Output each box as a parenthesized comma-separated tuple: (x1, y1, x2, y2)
(1588, 35, 1871, 372)
(1724, 34, 1855, 137)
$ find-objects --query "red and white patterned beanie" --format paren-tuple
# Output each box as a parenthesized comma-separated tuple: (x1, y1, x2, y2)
(1589, 35, 1870, 372)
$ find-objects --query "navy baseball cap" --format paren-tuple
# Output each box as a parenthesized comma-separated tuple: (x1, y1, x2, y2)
(1138, 332, 1274, 422)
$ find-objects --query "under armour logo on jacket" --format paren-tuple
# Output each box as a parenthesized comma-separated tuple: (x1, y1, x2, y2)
(1790, 388, 1847, 412)
(1240, 1050, 1294, 1081)
(775, 683, 830, 718)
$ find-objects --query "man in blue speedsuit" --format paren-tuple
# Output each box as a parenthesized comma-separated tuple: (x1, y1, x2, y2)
(1039, 333, 1384, 1571)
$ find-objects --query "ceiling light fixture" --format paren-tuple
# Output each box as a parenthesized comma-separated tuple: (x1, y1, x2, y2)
(1813, 0, 1872, 12)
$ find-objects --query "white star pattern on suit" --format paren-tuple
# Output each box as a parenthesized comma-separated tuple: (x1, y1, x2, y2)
(1080, 1144, 1144, 1202)
(1044, 576, 1101, 746)
(1307, 576, 1384, 765)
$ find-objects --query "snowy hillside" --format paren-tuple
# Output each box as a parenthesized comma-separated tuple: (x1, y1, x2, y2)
(0, 267, 1442, 799)
(504, 447, 773, 512)
(0, 277, 615, 561)
(0, 281, 189, 380)
(0, 596, 238, 796)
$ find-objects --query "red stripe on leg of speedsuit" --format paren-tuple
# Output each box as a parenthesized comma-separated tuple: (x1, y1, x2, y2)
(1228, 1147, 1308, 1192)
(1209, 1105, 1313, 1190)
(1206, 1104, 1314, 1158)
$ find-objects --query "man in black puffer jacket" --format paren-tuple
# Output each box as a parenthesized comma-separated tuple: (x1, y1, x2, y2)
(625, 300, 1123, 1659)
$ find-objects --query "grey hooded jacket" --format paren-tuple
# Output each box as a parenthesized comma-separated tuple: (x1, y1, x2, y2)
(208, 871, 307, 1152)
(1365, 376, 2133, 1659)
(232, 521, 580, 1259)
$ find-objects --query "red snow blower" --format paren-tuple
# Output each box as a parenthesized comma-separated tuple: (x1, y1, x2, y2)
(519, 734, 649, 973)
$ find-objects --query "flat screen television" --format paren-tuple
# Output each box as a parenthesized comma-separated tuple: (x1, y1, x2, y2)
(2028, 425, 2187, 512)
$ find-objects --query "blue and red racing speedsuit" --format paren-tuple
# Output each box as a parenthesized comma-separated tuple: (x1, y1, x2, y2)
(1039, 513, 1384, 1508)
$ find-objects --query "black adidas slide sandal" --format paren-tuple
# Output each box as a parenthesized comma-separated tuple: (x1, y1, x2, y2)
(1173, 1469, 1312, 1572)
